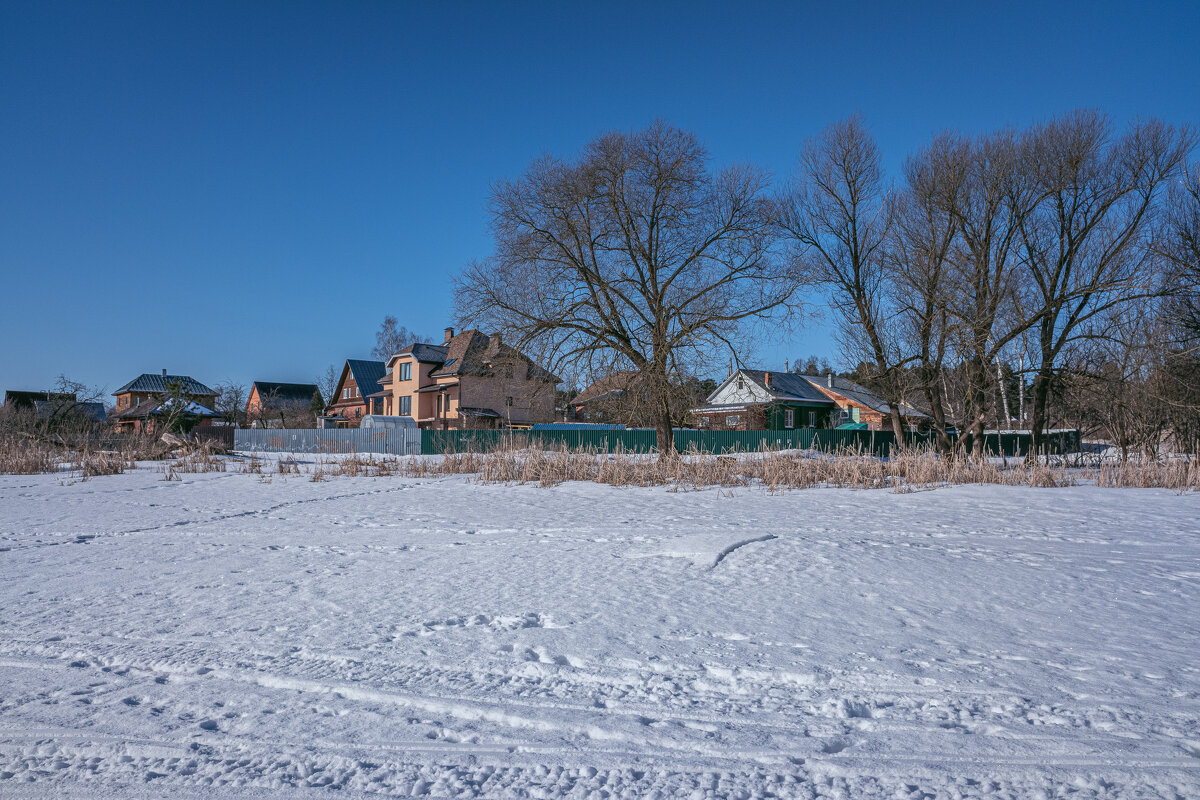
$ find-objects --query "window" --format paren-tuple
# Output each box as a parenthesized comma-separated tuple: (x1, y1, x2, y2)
(399, 362, 412, 381)
(736, 376, 744, 391)
(505, 396, 513, 407)
(725, 415, 740, 427)
(437, 394, 442, 414)
(784, 409, 794, 428)
(808, 411, 816, 428)
(399, 396, 411, 416)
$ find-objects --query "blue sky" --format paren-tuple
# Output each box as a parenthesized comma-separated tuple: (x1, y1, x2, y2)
(2, 1, 1198, 396)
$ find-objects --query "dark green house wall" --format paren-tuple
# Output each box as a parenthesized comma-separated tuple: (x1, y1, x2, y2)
(765, 401, 835, 430)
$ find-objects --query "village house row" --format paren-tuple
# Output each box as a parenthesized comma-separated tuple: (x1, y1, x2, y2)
(4, 327, 927, 434)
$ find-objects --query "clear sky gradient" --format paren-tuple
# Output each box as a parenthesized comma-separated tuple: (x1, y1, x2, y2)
(2, 1, 1198, 396)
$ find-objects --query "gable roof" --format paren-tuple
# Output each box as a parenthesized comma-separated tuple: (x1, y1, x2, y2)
(798, 374, 928, 418)
(113, 373, 216, 397)
(250, 381, 320, 403)
(429, 330, 559, 382)
(735, 370, 836, 404)
(33, 399, 108, 422)
(345, 359, 386, 398)
(386, 342, 449, 368)
(5, 390, 76, 408)
(116, 399, 219, 419)
(573, 371, 640, 405)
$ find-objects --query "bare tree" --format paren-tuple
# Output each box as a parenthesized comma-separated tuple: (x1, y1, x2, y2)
(454, 121, 796, 453)
(371, 316, 427, 361)
(1016, 111, 1194, 456)
(1159, 163, 1200, 341)
(316, 365, 340, 415)
(890, 134, 964, 452)
(779, 116, 907, 439)
(937, 128, 1046, 456)
(213, 381, 247, 427)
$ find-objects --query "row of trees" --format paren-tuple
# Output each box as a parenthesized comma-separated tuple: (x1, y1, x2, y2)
(457, 113, 1199, 456)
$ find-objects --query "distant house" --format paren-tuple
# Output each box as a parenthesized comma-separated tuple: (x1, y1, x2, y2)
(799, 373, 929, 431)
(380, 327, 559, 430)
(690, 369, 836, 430)
(246, 381, 320, 427)
(569, 371, 641, 424)
(323, 360, 387, 427)
(3, 390, 107, 423)
(112, 370, 219, 433)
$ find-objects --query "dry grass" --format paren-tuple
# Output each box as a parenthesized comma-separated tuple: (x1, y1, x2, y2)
(278, 444, 1199, 492)
(0, 435, 58, 474)
(4, 435, 1197, 492)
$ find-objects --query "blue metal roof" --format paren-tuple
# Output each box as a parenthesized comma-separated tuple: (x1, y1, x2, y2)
(346, 360, 387, 394)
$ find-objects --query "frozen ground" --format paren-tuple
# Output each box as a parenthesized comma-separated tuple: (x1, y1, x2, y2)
(1, 460, 1198, 799)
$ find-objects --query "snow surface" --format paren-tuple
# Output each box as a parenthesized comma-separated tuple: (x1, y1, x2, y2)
(1, 461, 1198, 799)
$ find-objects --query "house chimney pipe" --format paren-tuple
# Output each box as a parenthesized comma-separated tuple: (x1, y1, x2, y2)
(764, 371, 771, 389)
(162, 369, 167, 377)
(444, 327, 455, 343)
(827, 372, 833, 388)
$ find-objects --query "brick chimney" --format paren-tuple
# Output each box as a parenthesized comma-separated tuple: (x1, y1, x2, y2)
(764, 371, 771, 389)
(444, 327, 455, 343)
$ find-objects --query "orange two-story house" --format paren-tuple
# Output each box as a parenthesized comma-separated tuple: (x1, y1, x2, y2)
(381, 328, 559, 430)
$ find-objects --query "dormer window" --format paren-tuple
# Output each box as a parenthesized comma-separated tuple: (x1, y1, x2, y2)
(399, 362, 412, 381)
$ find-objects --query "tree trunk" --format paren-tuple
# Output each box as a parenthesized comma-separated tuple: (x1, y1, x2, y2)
(1027, 370, 1052, 463)
(655, 392, 675, 457)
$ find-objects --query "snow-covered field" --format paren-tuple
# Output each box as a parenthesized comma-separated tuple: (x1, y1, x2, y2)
(1, 461, 1198, 799)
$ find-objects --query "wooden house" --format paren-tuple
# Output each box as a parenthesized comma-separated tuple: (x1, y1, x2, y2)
(690, 369, 837, 430)
(112, 370, 219, 433)
(322, 360, 387, 427)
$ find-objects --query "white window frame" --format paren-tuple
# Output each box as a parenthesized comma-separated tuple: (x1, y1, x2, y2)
(808, 411, 816, 428)
(784, 408, 794, 428)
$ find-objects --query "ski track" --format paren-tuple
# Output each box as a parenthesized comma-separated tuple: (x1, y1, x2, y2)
(1, 466, 1199, 798)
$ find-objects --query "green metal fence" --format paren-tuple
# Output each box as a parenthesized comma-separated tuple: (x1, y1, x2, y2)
(421, 428, 1081, 457)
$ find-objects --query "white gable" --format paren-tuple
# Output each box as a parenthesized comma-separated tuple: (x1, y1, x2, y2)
(707, 371, 772, 405)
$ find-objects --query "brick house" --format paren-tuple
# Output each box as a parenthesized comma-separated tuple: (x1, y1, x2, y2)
(246, 381, 321, 428)
(690, 369, 836, 431)
(322, 360, 386, 427)
(380, 327, 559, 430)
(112, 370, 219, 433)
(799, 373, 929, 431)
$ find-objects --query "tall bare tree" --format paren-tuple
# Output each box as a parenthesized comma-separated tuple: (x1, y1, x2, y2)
(890, 134, 965, 452)
(939, 129, 1045, 455)
(455, 121, 796, 453)
(779, 116, 907, 438)
(371, 316, 426, 361)
(1016, 111, 1194, 456)
(1159, 163, 1200, 340)
(316, 365, 340, 415)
